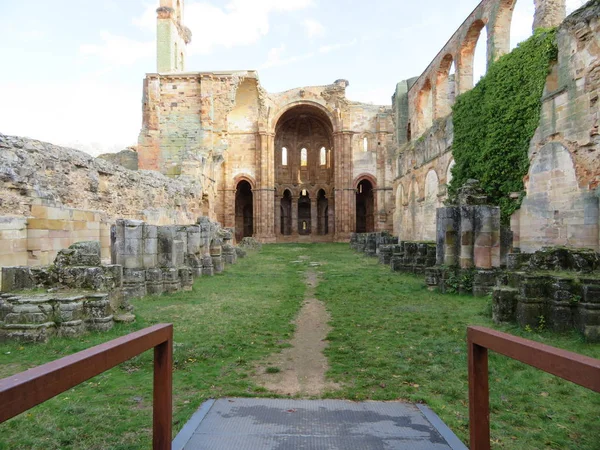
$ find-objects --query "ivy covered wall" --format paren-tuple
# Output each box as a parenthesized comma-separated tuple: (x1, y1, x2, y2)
(449, 29, 559, 222)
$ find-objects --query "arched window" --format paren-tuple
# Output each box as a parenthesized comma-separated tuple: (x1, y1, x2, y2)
(363, 137, 368, 152)
(282, 147, 288, 166)
(300, 148, 308, 167)
(320, 147, 326, 166)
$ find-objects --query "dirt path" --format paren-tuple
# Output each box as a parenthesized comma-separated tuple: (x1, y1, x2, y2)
(252, 268, 339, 396)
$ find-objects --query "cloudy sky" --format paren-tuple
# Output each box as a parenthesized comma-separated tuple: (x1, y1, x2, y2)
(0, 0, 587, 155)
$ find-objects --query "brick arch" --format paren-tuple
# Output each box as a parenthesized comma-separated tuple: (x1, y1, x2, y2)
(491, 0, 518, 61)
(353, 173, 378, 190)
(233, 174, 256, 190)
(458, 19, 488, 94)
(271, 100, 338, 135)
(416, 78, 433, 136)
(424, 169, 440, 199)
(435, 54, 456, 119)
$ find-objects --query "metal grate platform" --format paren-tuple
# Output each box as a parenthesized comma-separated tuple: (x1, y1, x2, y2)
(173, 398, 467, 450)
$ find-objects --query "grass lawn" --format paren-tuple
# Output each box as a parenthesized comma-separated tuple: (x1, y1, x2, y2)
(1, 243, 599, 449)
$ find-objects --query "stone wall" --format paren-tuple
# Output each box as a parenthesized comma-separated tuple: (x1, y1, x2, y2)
(392, 1, 599, 253)
(0, 134, 208, 284)
(97, 148, 139, 171)
(0, 241, 129, 342)
(0, 217, 239, 342)
(493, 246, 600, 342)
(512, 2, 600, 252)
(138, 71, 395, 242)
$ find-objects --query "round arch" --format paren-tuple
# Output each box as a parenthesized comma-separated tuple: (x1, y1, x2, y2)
(435, 54, 456, 118)
(233, 174, 256, 190)
(458, 18, 488, 93)
(355, 176, 377, 233)
(353, 173, 378, 190)
(271, 100, 338, 135)
(235, 179, 254, 242)
(274, 103, 335, 240)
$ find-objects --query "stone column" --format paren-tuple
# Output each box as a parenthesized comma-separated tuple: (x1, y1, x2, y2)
(254, 132, 276, 242)
(436, 207, 459, 267)
(460, 206, 474, 269)
(275, 194, 281, 237)
(310, 197, 317, 235)
(333, 131, 345, 240)
(111, 219, 144, 269)
(533, 0, 566, 31)
(142, 224, 158, 269)
(474, 206, 493, 269)
(510, 209, 521, 251)
(198, 217, 213, 276)
(334, 131, 354, 240)
(291, 196, 298, 236)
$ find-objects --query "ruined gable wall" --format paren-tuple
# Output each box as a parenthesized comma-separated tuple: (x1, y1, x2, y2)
(514, 2, 600, 251)
(0, 134, 205, 273)
(138, 71, 256, 223)
(393, 0, 571, 243)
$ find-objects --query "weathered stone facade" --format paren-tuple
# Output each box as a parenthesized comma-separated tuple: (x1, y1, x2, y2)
(392, 0, 600, 254)
(0, 134, 207, 282)
(512, 3, 600, 252)
(0, 216, 238, 342)
(0, 0, 598, 290)
(138, 2, 395, 243)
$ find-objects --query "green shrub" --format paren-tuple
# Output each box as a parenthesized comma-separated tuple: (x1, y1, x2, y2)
(449, 29, 558, 222)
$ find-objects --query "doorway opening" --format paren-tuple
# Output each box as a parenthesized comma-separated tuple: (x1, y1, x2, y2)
(235, 180, 253, 241)
(356, 179, 374, 233)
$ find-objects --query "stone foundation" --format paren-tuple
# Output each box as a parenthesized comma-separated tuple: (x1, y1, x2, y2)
(491, 247, 600, 341)
(0, 216, 241, 342)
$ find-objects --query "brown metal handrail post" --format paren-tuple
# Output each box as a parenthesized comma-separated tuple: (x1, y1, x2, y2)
(0, 323, 173, 450)
(468, 337, 490, 450)
(467, 326, 600, 450)
(154, 331, 173, 449)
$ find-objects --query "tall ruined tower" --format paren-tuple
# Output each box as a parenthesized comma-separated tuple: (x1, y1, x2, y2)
(533, 0, 566, 30)
(156, 0, 192, 73)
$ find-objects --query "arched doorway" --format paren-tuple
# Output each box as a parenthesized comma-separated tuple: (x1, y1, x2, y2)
(280, 190, 292, 235)
(317, 189, 328, 235)
(274, 104, 334, 240)
(356, 179, 374, 233)
(235, 180, 253, 242)
(298, 191, 311, 235)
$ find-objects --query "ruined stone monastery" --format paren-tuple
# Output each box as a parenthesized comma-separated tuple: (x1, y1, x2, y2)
(0, 0, 598, 266)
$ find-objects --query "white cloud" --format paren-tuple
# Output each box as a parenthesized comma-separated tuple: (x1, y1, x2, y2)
(303, 19, 325, 39)
(319, 39, 357, 54)
(0, 79, 140, 156)
(346, 86, 392, 106)
(132, 2, 157, 31)
(80, 31, 153, 66)
(131, 0, 313, 55)
(261, 44, 315, 69)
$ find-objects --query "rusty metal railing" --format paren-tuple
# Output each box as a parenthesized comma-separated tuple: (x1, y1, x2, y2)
(0, 324, 173, 449)
(467, 326, 600, 450)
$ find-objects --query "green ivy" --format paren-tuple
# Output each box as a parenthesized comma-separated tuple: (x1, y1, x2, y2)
(449, 29, 558, 222)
